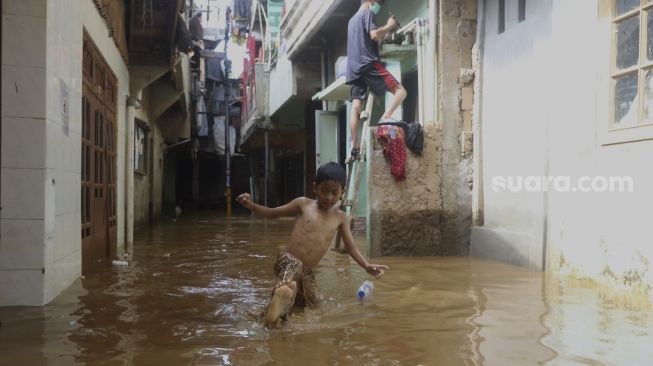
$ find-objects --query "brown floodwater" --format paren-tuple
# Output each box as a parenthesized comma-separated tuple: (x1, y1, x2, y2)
(1, 212, 653, 366)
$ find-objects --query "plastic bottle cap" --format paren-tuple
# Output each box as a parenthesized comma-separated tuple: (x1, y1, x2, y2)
(358, 291, 365, 298)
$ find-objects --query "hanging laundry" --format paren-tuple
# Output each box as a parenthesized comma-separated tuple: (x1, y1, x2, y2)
(206, 57, 225, 82)
(213, 116, 237, 155)
(189, 12, 204, 41)
(231, 24, 248, 46)
(233, 0, 252, 21)
(247, 35, 256, 63)
(211, 84, 226, 115)
(375, 125, 407, 181)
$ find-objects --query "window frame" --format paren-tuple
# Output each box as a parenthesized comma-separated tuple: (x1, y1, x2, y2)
(609, 2, 653, 129)
(601, 0, 653, 145)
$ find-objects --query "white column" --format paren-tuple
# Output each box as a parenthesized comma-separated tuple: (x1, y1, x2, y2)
(125, 102, 135, 245)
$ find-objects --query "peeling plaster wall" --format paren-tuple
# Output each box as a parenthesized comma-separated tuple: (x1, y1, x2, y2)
(133, 90, 164, 228)
(474, 0, 653, 294)
(369, 124, 442, 257)
(438, 0, 477, 255)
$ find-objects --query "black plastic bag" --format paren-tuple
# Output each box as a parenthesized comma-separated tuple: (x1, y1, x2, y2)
(378, 121, 424, 155)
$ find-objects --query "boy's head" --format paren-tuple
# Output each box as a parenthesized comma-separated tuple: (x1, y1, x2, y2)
(314, 163, 346, 210)
(316, 162, 346, 188)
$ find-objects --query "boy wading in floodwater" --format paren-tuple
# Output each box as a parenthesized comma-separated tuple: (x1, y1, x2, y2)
(236, 162, 389, 327)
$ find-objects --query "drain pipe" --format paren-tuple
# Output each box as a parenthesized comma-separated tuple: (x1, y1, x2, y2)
(264, 130, 269, 206)
(429, 0, 438, 123)
(320, 38, 328, 111)
(416, 19, 425, 125)
(124, 95, 135, 246)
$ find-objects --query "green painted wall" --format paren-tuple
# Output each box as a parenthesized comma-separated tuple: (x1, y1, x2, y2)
(377, 0, 428, 29)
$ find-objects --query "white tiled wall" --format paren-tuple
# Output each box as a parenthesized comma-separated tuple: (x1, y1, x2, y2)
(41, 0, 130, 305)
(0, 219, 45, 269)
(1, 117, 46, 169)
(2, 0, 47, 18)
(1, 0, 130, 306)
(0, 168, 46, 220)
(1, 1, 48, 307)
(1, 66, 47, 119)
(1, 12, 46, 68)
(0, 270, 44, 306)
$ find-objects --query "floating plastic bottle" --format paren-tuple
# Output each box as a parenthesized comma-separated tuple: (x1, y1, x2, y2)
(357, 280, 374, 299)
(112, 260, 128, 267)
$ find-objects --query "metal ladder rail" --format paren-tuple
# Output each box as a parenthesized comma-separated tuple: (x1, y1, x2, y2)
(334, 92, 375, 251)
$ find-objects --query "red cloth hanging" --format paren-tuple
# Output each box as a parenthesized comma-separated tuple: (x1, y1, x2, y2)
(375, 126, 406, 181)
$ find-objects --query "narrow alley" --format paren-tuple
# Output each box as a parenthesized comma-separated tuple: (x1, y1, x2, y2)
(4, 0, 653, 364)
(1, 212, 652, 365)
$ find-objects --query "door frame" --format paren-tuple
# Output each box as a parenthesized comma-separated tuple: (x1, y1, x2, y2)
(82, 31, 118, 274)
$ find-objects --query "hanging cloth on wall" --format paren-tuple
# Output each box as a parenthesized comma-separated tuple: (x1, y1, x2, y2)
(375, 125, 407, 181)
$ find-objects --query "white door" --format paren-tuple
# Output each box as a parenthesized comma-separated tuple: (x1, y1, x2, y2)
(315, 111, 338, 167)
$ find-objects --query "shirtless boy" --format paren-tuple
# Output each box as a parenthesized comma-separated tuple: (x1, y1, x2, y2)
(236, 162, 389, 327)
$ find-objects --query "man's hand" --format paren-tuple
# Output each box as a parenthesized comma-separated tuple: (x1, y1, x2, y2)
(386, 15, 399, 30)
(365, 263, 390, 279)
(236, 193, 252, 209)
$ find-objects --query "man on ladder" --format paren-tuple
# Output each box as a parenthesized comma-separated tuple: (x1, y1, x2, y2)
(347, 0, 407, 160)
(335, 0, 408, 250)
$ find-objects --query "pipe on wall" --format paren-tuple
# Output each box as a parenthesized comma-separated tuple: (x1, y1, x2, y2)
(429, 0, 438, 123)
(416, 19, 425, 125)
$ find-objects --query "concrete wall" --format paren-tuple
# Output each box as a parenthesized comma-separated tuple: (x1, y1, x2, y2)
(471, 0, 551, 270)
(281, 0, 340, 60)
(1, 0, 130, 305)
(438, 0, 477, 255)
(368, 124, 442, 257)
(133, 90, 164, 228)
(473, 0, 653, 293)
(268, 56, 296, 116)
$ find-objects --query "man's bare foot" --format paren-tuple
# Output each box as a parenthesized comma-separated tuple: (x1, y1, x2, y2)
(264, 281, 296, 327)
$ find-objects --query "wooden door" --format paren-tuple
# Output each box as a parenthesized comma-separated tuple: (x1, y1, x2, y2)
(82, 33, 117, 274)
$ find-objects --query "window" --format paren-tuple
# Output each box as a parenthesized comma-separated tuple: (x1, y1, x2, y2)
(610, 0, 653, 130)
(135, 120, 150, 174)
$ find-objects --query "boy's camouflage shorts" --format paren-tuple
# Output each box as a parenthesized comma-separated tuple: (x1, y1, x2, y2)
(268, 248, 321, 318)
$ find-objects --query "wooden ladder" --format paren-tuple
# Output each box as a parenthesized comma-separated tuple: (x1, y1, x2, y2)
(335, 92, 375, 251)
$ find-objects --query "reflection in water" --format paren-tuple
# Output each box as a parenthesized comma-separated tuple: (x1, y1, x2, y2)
(0, 212, 652, 365)
(542, 279, 653, 366)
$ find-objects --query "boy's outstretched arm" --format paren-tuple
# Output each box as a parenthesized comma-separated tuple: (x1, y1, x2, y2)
(339, 212, 389, 279)
(236, 193, 304, 219)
